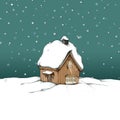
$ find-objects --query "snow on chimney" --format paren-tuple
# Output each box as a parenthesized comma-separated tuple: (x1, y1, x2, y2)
(61, 36, 69, 45)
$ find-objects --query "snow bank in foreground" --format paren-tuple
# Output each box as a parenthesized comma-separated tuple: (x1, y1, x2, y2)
(0, 77, 120, 120)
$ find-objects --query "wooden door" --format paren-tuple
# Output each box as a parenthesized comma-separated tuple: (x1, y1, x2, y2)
(65, 75, 78, 84)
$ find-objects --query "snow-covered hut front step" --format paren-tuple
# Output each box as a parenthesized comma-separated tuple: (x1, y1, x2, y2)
(37, 36, 83, 84)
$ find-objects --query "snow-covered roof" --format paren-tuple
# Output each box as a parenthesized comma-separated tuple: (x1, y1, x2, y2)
(37, 37, 83, 70)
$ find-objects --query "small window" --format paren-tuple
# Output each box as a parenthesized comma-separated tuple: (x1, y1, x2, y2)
(68, 60, 73, 68)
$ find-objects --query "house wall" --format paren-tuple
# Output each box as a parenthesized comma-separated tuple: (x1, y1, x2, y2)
(40, 54, 80, 84)
(40, 67, 59, 84)
(58, 55, 80, 84)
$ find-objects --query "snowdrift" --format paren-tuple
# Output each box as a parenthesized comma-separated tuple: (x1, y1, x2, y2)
(0, 77, 120, 120)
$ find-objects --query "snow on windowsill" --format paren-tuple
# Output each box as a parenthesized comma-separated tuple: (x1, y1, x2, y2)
(43, 71, 53, 75)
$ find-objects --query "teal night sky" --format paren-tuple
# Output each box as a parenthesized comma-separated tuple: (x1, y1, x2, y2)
(0, 0, 120, 79)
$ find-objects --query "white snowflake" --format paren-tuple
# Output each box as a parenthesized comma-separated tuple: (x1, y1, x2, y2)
(8, 42, 11, 46)
(16, 3, 20, 7)
(44, 32, 47, 36)
(60, 16, 62, 18)
(31, 21, 34, 24)
(88, 11, 90, 14)
(24, 73, 27, 76)
(114, 3, 117, 6)
(32, 48, 36, 51)
(95, 24, 99, 27)
(66, 3, 69, 6)
(26, 49, 29, 52)
(82, 23, 85, 26)
(4, 32, 7, 35)
(86, 41, 90, 45)
(21, 28, 24, 32)
(82, 72, 85, 75)
(86, 29, 89, 32)
(16, 13, 18, 16)
(53, 33, 56, 36)
(102, 17, 106, 20)
(43, 21, 47, 24)
(115, 35, 118, 38)
(10, 51, 13, 54)
(68, 18, 71, 21)
(106, 3, 110, 6)
(29, 59, 32, 62)
(81, 16, 84, 19)
(111, 66, 114, 69)
(51, 16, 55, 19)
(110, 57, 113, 59)
(10, 3, 14, 6)
(7, 63, 10, 67)
(0, 41, 2, 45)
(103, 7, 106, 10)
(102, 62, 106, 66)
(25, 6, 28, 9)
(93, 16, 97, 20)
(40, 4, 43, 7)
(27, 35, 30, 38)
(77, 35, 82, 39)
(113, 22, 116, 26)
(19, 19, 22, 23)
(81, 50, 85, 53)
(110, 45, 114, 48)
(96, 35, 99, 38)
(10, 57, 13, 60)
(35, 40, 38, 43)
(18, 52, 21, 56)
(61, 24, 64, 26)
(71, 9, 74, 12)
(7, 22, 10, 24)
(36, 35, 39, 38)
(97, 42, 100, 45)
(53, 9, 56, 12)
(23, 58, 26, 61)
(12, 8, 15, 11)
(96, 9, 99, 12)
(28, 65, 31, 68)
(32, 14, 35, 17)
(95, 2, 99, 6)
(22, 10, 25, 13)
(80, 1, 83, 4)
(6, 11, 9, 14)
(5, 2, 8, 5)
(35, 27, 39, 30)
(13, 35, 16, 40)
(20, 43, 23, 46)
(61, 6, 64, 9)
(43, 0, 46, 2)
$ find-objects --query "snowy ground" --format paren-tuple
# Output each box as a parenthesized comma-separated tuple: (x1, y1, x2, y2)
(0, 77, 120, 120)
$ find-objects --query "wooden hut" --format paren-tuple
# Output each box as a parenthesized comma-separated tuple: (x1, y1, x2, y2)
(37, 36, 83, 84)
